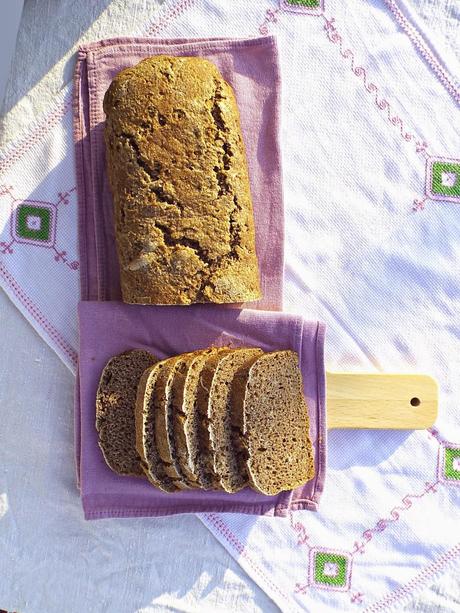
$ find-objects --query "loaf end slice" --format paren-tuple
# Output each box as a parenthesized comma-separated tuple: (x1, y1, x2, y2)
(208, 348, 264, 493)
(96, 349, 157, 476)
(243, 350, 315, 496)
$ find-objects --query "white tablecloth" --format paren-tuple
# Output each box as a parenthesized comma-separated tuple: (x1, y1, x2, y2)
(0, 1, 458, 611)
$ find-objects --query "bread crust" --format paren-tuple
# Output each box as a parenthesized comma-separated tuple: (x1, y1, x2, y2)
(103, 55, 261, 305)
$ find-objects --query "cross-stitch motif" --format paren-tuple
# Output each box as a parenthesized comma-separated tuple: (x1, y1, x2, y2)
(259, 0, 324, 35)
(259, 6, 460, 214)
(282, 0, 324, 14)
(15, 204, 54, 246)
(0, 185, 79, 270)
(439, 444, 460, 485)
(309, 548, 352, 591)
(426, 157, 460, 203)
(290, 428, 460, 605)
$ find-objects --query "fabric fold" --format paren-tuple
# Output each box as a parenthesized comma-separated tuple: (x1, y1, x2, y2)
(78, 301, 326, 519)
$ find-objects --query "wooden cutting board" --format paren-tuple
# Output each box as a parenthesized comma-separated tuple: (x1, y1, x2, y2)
(326, 373, 438, 429)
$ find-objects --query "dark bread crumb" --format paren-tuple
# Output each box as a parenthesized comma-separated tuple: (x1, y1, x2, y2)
(96, 350, 157, 476)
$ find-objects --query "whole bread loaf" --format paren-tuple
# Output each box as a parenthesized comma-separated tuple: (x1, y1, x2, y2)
(103, 55, 261, 305)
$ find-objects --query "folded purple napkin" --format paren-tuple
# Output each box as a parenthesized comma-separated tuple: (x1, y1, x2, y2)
(73, 36, 326, 519)
(73, 35, 284, 307)
(79, 301, 326, 519)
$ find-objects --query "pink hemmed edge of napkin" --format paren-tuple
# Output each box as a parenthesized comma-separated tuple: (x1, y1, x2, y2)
(78, 301, 326, 519)
(72, 35, 284, 308)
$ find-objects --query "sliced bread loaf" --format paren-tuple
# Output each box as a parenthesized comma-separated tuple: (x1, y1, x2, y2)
(96, 349, 157, 476)
(208, 348, 263, 493)
(135, 360, 187, 492)
(243, 350, 315, 495)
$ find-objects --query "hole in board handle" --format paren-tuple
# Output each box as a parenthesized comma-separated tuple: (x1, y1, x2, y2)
(410, 397, 421, 407)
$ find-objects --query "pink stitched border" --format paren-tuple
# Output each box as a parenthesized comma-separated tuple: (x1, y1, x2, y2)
(0, 0, 196, 371)
(383, 0, 460, 105)
(144, 0, 197, 36)
(0, 262, 77, 366)
(321, 15, 429, 157)
(364, 543, 460, 612)
(0, 96, 72, 176)
(202, 513, 293, 603)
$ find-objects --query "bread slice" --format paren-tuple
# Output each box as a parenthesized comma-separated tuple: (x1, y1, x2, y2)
(208, 348, 264, 493)
(153, 354, 200, 488)
(182, 348, 231, 489)
(243, 350, 315, 495)
(168, 352, 204, 488)
(135, 360, 187, 492)
(96, 349, 157, 476)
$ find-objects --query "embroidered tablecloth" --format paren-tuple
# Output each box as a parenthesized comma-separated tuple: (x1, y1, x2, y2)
(0, 0, 459, 611)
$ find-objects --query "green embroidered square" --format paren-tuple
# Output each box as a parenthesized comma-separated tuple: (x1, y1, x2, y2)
(314, 552, 348, 587)
(445, 447, 460, 481)
(287, 0, 320, 7)
(16, 204, 51, 242)
(431, 161, 460, 198)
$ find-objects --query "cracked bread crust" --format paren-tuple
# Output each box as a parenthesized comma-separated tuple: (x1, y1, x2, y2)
(103, 55, 261, 305)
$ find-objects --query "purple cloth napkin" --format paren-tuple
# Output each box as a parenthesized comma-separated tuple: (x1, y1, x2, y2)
(73, 36, 284, 308)
(73, 35, 326, 519)
(79, 301, 326, 519)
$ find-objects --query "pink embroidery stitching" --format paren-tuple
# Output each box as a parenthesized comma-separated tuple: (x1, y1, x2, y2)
(363, 543, 460, 613)
(350, 479, 440, 557)
(287, 427, 458, 603)
(0, 97, 72, 176)
(427, 427, 446, 445)
(144, 0, 197, 36)
(259, 7, 282, 35)
(382, 0, 460, 105)
(203, 513, 292, 602)
(412, 196, 427, 212)
(0, 262, 77, 366)
(289, 509, 311, 547)
(0, 186, 79, 270)
(351, 591, 364, 604)
(321, 15, 429, 155)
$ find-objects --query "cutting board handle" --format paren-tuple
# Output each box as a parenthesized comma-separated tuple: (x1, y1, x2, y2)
(326, 373, 438, 430)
